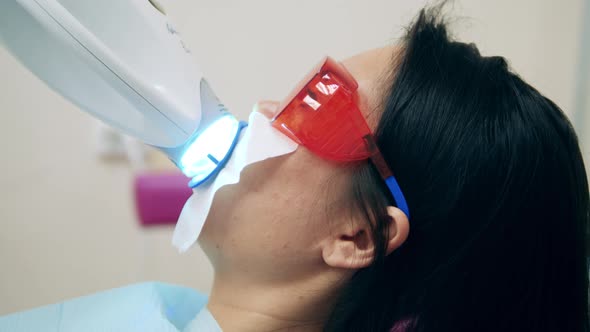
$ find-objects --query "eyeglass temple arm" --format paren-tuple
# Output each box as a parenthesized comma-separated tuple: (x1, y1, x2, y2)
(366, 138, 411, 219)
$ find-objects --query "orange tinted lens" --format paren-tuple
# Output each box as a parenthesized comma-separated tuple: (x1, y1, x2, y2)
(272, 57, 375, 162)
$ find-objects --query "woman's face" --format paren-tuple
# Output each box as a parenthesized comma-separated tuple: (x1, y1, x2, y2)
(199, 47, 398, 282)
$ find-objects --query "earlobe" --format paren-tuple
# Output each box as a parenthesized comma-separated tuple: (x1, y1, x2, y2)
(385, 206, 410, 256)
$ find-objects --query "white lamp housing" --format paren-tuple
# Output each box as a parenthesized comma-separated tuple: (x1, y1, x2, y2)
(0, 0, 242, 187)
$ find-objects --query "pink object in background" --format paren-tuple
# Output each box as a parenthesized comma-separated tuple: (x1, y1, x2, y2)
(134, 172, 192, 226)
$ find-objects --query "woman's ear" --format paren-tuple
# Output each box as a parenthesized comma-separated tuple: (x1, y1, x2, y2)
(321, 206, 409, 269)
(384, 206, 409, 256)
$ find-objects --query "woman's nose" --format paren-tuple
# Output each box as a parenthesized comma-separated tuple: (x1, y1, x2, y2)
(254, 100, 280, 119)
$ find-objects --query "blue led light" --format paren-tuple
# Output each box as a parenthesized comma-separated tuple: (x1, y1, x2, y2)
(178, 115, 241, 186)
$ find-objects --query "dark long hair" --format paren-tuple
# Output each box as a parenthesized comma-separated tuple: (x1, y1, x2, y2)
(326, 5, 589, 332)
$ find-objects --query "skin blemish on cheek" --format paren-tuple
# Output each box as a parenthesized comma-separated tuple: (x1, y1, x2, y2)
(264, 232, 273, 241)
(270, 191, 282, 204)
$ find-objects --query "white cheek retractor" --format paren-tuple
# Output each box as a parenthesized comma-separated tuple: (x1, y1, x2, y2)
(173, 111, 298, 252)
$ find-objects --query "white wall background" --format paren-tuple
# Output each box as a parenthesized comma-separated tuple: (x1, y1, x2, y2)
(578, 0, 590, 148)
(0, 0, 587, 315)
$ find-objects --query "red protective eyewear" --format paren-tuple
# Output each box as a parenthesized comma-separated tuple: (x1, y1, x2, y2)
(272, 57, 410, 218)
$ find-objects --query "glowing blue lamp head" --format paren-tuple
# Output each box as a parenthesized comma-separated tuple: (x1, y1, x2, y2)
(160, 80, 247, 188)
(179, 115, 245, 187)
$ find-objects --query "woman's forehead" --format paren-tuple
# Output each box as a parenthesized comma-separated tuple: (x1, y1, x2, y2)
(340, 46, 398, 127)
(341, 46, 396, 82)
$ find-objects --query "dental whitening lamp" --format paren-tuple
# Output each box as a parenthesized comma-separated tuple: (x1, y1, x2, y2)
(0, 0, 244, 187)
